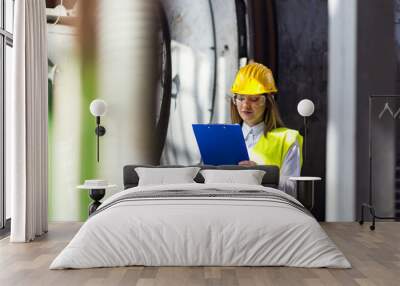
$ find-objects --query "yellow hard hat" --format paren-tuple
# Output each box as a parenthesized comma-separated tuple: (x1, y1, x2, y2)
(231, 63, 277, 95)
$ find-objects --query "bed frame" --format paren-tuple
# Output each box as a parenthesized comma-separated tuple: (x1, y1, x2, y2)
(123, 165, 280, 189)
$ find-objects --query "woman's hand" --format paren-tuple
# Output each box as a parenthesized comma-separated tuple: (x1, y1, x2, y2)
(238, 160, 257, 167)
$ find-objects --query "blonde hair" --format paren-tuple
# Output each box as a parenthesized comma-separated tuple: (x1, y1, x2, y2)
(230, 94, 285, 134)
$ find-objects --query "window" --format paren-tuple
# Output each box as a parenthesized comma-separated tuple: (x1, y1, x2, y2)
(0, 0, 14, 233)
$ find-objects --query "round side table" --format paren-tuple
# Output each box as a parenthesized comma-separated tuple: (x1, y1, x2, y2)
(288, 177, 322, 211)
(77, 184, 116, 215)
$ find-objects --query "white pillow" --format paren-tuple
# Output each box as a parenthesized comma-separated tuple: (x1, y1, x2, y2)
(200, 169, 266, 185)
(135, 167, 201, 186)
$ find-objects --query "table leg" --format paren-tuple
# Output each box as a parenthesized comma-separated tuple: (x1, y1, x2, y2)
(296, 181, 315, 210)
(88, 189, 105, 215)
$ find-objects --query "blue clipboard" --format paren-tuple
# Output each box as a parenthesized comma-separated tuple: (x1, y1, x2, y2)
(192, 124, 249, 165)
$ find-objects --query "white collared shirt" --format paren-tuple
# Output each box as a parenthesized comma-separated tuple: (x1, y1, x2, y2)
(242, 122, 265, 150)
(242, 122, 301, 197)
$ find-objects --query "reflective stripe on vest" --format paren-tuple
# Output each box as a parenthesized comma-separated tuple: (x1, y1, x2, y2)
(249, 127, 303, 170)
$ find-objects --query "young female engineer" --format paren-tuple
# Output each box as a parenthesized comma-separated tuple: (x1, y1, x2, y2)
(231, 62, 303, 196)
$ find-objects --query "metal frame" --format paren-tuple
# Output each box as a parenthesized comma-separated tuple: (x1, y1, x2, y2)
(155, 1, 172, 163)
(0, 0, 14, 231)
(207, 0, 217, 123)
(0, 0, 4, 230)
(359, 95, 400, 230)
(235, 0, 248, 59)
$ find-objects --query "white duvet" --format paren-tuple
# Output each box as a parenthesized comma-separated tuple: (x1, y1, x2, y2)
(50, 183, 351, 269)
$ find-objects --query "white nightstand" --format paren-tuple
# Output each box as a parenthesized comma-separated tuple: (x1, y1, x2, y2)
(77, 180, 116, 215)
(288, 177, 322, 211)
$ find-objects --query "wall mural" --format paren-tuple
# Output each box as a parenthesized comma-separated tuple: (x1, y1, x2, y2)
(47, 0, 239, 221)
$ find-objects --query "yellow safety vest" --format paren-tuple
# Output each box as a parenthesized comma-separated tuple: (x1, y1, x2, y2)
(249, 127, 303, 171)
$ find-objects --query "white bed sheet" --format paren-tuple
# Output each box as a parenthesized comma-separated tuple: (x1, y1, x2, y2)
(50, 183, 350, 269)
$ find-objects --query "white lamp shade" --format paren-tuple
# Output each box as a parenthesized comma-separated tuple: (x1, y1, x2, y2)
(90, 99, 107, 116)
(297, 99, 315, 117)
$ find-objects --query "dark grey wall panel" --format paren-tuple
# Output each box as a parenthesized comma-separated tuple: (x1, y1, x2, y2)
(275, 0, 328, 220)
(356, 0, 397, 220)
(395, 0, 400, 92)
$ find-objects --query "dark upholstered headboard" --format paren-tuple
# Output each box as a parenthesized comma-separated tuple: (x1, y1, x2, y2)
(123, 165, 280, 189)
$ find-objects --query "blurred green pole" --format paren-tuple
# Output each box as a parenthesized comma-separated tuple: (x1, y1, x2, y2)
(77, 0, 98, 221)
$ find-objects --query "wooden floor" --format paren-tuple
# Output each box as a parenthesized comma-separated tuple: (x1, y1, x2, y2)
(0, 222, 399, 286)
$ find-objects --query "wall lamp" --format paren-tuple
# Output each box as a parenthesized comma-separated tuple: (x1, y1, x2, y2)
(90, 99, 107, 162)
(297, 99, 315, 162)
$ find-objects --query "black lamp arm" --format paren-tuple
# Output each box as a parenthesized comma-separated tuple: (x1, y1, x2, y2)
(95, 116, 106, 136)
(94, 116, 106, 162)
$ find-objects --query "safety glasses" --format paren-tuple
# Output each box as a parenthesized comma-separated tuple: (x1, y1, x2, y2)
(232, 94, 267, 106)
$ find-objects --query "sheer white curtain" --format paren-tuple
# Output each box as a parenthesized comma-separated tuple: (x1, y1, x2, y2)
(7, 0, 48, 242)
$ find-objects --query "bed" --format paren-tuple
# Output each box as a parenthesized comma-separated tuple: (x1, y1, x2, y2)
(50, 165, 350, 269)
